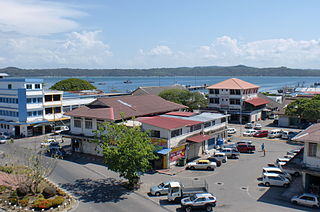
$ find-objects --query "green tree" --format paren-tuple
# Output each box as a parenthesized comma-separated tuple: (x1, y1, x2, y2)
(285, 96, 320, 121)
(50, 78, 96, 91)
(94, 121, 157, 188)
(159, 88, 207, 110)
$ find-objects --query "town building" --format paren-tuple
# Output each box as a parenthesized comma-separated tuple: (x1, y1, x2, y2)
(0, 78, 97, 137)
(138, 112, 228, 169)
(285, 124, 320, 195)
(207, 78, 269, 123)
(64, 94, 187, 156)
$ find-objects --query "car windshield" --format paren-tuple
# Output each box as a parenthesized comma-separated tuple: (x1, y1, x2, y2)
(190, 195, 196, 201)
(159, 183, 164, 187)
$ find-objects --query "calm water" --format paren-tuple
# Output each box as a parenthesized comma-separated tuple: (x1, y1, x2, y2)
(41, 76, 320, 93)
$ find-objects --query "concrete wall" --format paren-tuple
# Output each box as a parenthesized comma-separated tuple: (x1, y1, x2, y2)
(278, 116, 289, 127)
(304, 141, 320, 169)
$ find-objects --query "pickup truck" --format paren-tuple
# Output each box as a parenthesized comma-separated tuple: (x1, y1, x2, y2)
(237, 143, 256, 153)
(168, 180, 208, 202)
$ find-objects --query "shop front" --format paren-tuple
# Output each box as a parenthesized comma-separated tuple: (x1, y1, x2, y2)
(151, 138, 170, 169)
(186, 134, 211, 161)
(169, 145, 186, 167)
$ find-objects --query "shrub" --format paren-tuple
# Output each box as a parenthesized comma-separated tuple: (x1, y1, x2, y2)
(0, 166, 13, 174)
(0, 185, 9, 193)
(57, 189, 66, 196)
(8, 197, 18, 205)
(19, 197, 29, 207)
(16, 185, 29, 197)
(51, 196, 64, 207)
(32, 199, 52, 209)
(50, 78, 96, 91)
(42, 186, 56, 199)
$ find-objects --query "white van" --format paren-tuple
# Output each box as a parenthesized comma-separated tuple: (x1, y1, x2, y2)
(268, 129, 282, 138)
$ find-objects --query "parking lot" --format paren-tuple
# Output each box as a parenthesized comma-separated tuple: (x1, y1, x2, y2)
(138, 137, 315, 212)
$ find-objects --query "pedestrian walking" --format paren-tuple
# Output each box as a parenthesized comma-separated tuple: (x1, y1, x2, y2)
(261, 143, 265, 157)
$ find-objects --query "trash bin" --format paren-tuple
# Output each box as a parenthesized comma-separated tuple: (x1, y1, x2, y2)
(176, 157, 186, 166)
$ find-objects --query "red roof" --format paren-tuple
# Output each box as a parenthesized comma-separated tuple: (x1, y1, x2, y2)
(187, 134, 211, 143)
(245, 97, 269, 106)
(165, 111, 195, 117)
(65, 106, 115, 120)
(207, 78, 259, 89)
(138, 116, 203, 130)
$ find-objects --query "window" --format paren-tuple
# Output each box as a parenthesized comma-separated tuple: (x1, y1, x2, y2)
(37, 97, 42, 103)
(190, 124, 201, 132)
(214, 89, 219, 94)
(74, 118, 82, 128)
(8, 84, 12, 89)
(230, 89, 241, 95)
(53, 94, 61, 101)
(150, 130, 160, 138)
(171, 128, 182, 138)
(72, 105, 79, 109)
(230, 99, 241, 105)
(35, 84, 41, 89)
(26, 84, 32, 89)
(45, 108, 52, 114)
(45, 95, 52, 102)
(308, 143, 317, 157)
(85, 118, 92, 129)
(204, 122, 211, 128)
(221, 118, 226, 123)
(27, 98, 32, 103)
(209, 89, 215, 94)
(54, 107, 61, 113)
(63, 106, 71, 112)
(211, 120, 215, 125)
(209, 98, 219, 104)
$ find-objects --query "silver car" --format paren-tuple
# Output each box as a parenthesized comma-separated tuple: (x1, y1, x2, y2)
(150, 181, 171, 196)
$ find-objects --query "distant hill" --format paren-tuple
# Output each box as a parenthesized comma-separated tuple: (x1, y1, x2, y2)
(1, 65, 320, 77)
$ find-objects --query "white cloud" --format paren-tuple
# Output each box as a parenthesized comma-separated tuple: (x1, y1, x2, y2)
(0, 31, 113, 68)
(0, 0, 84, 35)
(142, 45, 173, 56)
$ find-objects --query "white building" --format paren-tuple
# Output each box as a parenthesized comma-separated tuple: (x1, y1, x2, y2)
(207, 78, 269, 123)
(0, 78, 96, 137)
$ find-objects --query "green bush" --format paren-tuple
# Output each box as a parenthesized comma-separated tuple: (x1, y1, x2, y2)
(0, 166, 13, 174)
(0, 185, 9, 193)
(32, 199, 52, 209)
(51, 196, 64, 207)
(8, 197, 18, 205)
(19, 197, 29, 207)
(50, 78, 96, 91)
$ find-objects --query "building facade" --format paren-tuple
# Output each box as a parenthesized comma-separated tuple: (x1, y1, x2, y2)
(207, 78, 268, 123)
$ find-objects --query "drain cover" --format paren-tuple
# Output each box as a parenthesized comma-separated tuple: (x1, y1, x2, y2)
(215, 182, 224, 186)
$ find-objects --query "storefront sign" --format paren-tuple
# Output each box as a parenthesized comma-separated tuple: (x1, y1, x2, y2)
(151, 138, 168, 147)
(169, 145, 186, 162)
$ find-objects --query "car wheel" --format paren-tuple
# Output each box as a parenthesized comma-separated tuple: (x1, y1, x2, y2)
(294, 172, 300, 177)
(155, 192, 161, 196)
(292, 200, 298, 205)
(217, 163, 221, 167)
(222, 159, 226, 163)
(265, 182, 270, 186)
(206, 205, 213, 211)
(185, 206, 192, 212)
(283, 183, 289, 188)
(190, 166, 195, 170)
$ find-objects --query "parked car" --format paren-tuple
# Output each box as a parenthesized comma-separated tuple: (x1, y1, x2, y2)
(220, 148, 240, 159)
(237, 143, 256, 153)
(150, 181, 171, 196)
(287, 148, 302, 155)
(268, 113, 278, 119)
(262, 173, 290, 187)
(222, 143, 237, 150)
(53, 126, 69, 134)
(227, 128, 237, 134)
(262, 167, 292, 181)
(46, 146, 68, 158)
(243, 129, 257, 137)
(278, 164, 301, 177)
(253, 130, 268, 137)
(207, 157, 222, 167)
(0, 132, 10, 139)
(268, 129, 282, 138)
(40, 138, 59, 147)
(245, 123, 253, 128)
(276, 157, 291, 164)
(211, 152, 227, 163)
(236, 140, 252, 145)
(181, 193, 217, 212)
(0, 136, 8, 144)
(287, 132, 299, 141)
(186, 160, 216, 171)
(291, 193, 320, 208)
(254, 123, 262, 130)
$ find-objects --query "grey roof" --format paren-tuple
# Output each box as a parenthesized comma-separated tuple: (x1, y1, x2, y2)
(131, 85, 187, 96)
(257, 93, 281, 109)
(162, 112, 227, 122)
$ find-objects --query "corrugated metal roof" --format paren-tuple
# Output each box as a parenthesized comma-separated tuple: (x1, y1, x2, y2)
(163, 112, 227, 122)
(138, 116, 203, 130)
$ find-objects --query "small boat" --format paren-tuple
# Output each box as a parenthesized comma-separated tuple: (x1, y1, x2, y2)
(98, 82, 106, 85)
(88, 80, 95, 83)
(123, 80, 132, 84)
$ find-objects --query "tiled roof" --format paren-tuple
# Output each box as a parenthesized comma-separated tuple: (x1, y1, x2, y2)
(244, 97, 269, 106)
(293, 123, 320, 143)
(207, 78, 259, 89)
(65, 95, 187, 121)
(138, 116, 203, 130)
(257, 93, 281, 109)
(187, 134, 211, 143)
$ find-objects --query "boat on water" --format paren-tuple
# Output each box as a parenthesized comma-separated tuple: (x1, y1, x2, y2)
(98, 82, 106, 85)
(123, 80, 132, 84)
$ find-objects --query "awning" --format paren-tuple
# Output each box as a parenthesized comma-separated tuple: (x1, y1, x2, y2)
(245, 97, 269, 107)
(187, 134, 211, 143)
(156, 148, 172, 155)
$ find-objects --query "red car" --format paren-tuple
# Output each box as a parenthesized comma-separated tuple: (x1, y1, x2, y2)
(237, 143, 256, 153)
(253, 130, 268, 137)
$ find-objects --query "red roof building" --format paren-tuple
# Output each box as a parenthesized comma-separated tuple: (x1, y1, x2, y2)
(138, 116, 202, 130)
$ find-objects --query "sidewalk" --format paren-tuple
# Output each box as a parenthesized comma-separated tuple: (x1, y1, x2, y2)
(156, 166, 185, 176)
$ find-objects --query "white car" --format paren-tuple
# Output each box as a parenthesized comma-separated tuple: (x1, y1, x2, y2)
(212, 152, 227, 163)
(0, 137, 8, 144)
(287, 149, 302, 155)
(53, 126, 69, 134)
(40, 138, 58, 147)
(262, 167, 292, 181)
(227, 128, 237, 134)
(276, 157, 291, 164)
(186, 159, 216, 171)
(150, 181, 172, 196)
(254, 123, 262, 130)
(262, 173, 290, 187)
(220, 148, 240, 159)
(291, 193, 320, 208)
(245, 123, 253, 128)
(268, 129, 282, 138)
(243, 129, 257, 137)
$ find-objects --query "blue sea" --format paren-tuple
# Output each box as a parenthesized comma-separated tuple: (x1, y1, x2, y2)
(41, 76, 320, 93)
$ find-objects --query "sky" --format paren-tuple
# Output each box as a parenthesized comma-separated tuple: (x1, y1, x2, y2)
(1, 0, 320, 69)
